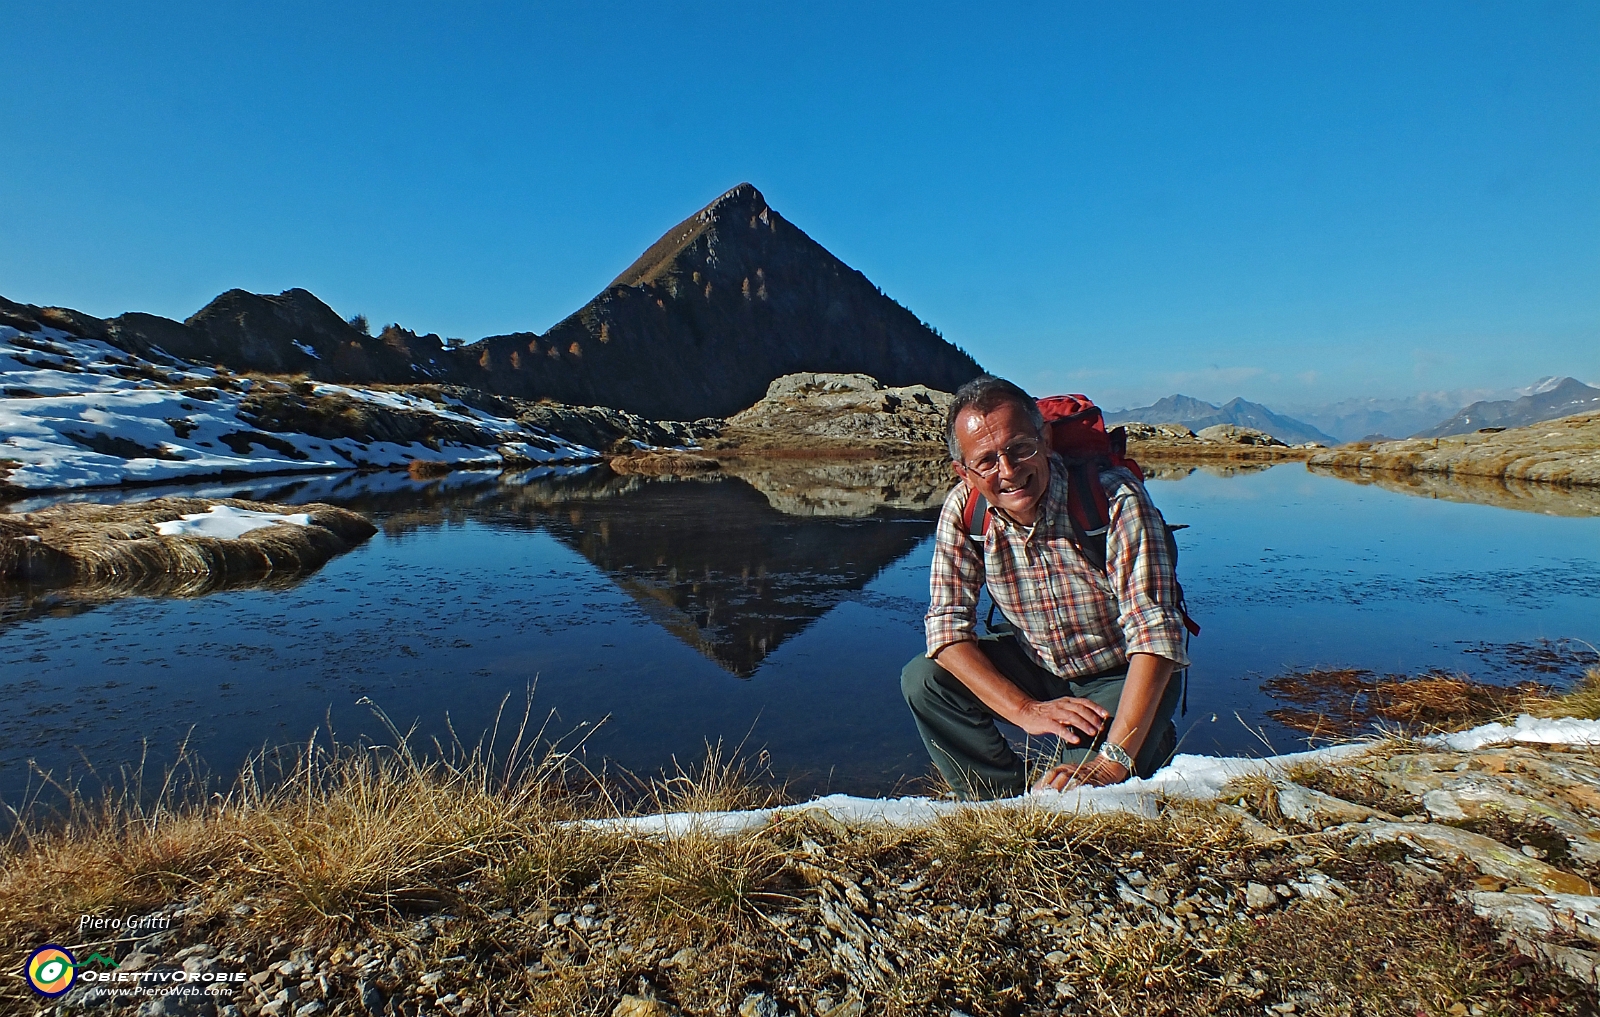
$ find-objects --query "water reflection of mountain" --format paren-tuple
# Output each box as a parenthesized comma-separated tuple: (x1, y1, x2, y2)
(1307, 465, 1600, 517)
(240, 466, 938, 674)
(2, 467, 938, 674)
(534, 479, 935, 675)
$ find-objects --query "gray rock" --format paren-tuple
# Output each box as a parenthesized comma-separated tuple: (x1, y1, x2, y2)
(724, 373, 953, 448)
(1277, 782, 1396, 828)
(1120, 422, 1197, 441)
(1351, 822, 1594, 895)
(136, 995, 215, 1017)
(1245, 882, 1279, 910)
(1197, 424, 1287, 447)
(357, 978, 386, 1016)
(738, 992, 783, 1017)
(665, 946, 699, 968)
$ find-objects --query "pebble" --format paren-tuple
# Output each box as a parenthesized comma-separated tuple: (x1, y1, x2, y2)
(358, 978, 385, 1015)
(666, 946, 699, 968)
(612, 996, 681, 1017)
(739, 992, 783, 1017)
(1245, 883, 1279, 910)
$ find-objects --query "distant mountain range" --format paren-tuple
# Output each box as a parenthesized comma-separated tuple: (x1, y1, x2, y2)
(1413, 377, 1600, 439)
(1288, 390, 1505, 444)
(0, 183, 983, 421)
(1104, 395, 1338, 446)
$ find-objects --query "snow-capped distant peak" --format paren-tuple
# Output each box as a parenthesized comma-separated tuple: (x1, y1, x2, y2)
(1516, 376, 1569, 397)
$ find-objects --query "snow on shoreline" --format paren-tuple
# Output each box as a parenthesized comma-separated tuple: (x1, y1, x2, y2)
(154, 504, 313, 539)
(0, 325, 602, 494)
(585, 717, 1600, 837)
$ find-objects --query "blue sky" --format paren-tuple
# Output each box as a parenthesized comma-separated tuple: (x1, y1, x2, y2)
(2, 2, 1596, 410)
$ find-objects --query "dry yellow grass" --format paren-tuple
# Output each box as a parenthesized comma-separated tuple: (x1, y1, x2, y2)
(3, 707, 1595, 1014)
(1525, 666, 1600, 721)
(1263, 667, 1560, 739)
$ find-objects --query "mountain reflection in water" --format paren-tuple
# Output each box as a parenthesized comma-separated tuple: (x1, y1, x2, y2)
(3, 460, 1595, 804)
(242, 465, 940, 676)
(537, 482, 932, 675)
(3, 466, 937, 677)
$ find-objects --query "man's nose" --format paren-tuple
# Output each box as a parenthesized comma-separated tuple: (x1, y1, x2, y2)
(995, 451, 1019, 479)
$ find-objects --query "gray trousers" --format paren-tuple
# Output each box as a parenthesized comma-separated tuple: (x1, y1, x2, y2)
(901, 635, 1181, 800)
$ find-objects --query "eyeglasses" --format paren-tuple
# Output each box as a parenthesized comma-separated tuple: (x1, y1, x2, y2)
(963, 439, 1042, 478)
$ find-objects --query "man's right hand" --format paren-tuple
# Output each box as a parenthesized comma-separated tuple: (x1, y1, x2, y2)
(934, 641, 1112, 744)
(1013, 695, 1109, 743)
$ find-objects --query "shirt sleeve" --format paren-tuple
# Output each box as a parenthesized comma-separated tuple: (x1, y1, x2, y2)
(1102, 469, 1191, 667)
(924, 484, 986, 659)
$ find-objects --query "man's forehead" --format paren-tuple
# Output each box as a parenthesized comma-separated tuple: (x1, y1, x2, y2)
(955, 402, 1039, 450)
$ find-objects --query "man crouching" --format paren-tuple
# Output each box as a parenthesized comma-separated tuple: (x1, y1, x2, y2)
(901, 375, 1187, 799)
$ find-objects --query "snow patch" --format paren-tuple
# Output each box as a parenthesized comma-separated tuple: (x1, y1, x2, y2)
(1428, 715, 1600, 752)
(155, 505, 312, 539)
(0, 326, 602, 492)
(582, 718, 1600, 837)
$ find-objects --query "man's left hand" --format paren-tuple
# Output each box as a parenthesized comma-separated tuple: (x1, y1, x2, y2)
(1032, 755, 1130, 792)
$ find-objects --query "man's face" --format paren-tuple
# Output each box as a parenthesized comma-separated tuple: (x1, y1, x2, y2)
(952, 400, 1049, 524)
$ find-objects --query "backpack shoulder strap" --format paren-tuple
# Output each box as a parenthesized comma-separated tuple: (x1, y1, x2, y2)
(961, 487, 990, 544)
(1064, 461, 1111, 571)
(958, 487, 1012, 633)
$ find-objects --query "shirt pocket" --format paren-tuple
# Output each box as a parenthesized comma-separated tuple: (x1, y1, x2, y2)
(1054, 538, 1120, 616)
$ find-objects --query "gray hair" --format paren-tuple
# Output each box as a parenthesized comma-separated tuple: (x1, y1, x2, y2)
(945, 375, 1044, 461)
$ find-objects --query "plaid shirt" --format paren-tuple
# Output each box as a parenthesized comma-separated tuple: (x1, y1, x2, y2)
(924, 456, 1190, 677)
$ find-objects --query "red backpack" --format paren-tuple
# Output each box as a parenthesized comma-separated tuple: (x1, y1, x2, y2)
(961, 394, 1201, 638)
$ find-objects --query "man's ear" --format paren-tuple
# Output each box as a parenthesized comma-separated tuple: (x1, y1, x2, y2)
(950, 461, 967, 481)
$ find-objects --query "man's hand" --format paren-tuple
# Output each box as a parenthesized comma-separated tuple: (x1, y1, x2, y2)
(1032, 754, 1129, 792)
(1013, 695, 1110, 743)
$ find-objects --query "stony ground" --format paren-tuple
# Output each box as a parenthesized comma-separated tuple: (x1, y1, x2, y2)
(13, 724, 1600, 1017)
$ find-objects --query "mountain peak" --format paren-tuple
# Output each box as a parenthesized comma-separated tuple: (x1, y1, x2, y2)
(611, 182, 771, 289)
(1415, 377, 1600, 437)
(1517, 375, 1576, 397)
(483, 183, 982, 418)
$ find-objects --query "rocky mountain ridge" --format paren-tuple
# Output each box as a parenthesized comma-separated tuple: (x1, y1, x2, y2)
(0, 184, 982, 422)
(1415, 377, 1600, 439)
(1105, 394, 1337, 446)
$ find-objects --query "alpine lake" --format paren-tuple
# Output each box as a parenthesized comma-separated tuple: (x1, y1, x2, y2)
(3, 459, 1597, 805)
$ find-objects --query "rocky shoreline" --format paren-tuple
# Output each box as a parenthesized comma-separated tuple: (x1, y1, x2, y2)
(1307, 411, 1600, 488)
(9, 708, 1600, 1016)
(0, 497, 375, 594)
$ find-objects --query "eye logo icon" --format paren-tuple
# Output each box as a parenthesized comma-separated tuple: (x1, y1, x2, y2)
(26, 945, 77, 997)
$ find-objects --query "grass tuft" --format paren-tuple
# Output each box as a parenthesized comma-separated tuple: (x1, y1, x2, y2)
(1525, 666, 1600, 720)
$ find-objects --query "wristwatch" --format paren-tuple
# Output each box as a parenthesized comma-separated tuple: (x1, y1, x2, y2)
(1097, 739, 1135, 774)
